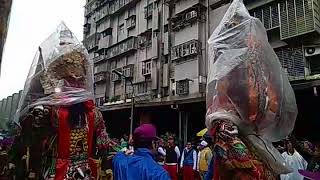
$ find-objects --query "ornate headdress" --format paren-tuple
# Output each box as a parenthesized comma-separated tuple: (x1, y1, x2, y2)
(15, 22, 93, 124)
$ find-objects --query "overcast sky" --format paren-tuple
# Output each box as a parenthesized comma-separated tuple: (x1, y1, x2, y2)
(0, 0, 86, 99)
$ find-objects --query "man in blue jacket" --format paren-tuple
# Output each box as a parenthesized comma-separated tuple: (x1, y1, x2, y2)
(112, 123, 170, 180)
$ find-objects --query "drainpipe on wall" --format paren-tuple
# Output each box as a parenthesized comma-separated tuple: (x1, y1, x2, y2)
(168, 0, 174, 99)
(158, 0, 164, 98)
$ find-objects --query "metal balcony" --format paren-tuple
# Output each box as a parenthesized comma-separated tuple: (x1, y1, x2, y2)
(93, 55, 105, 63)
(171, 39, 201, 61)
(105, 36, 137, 60)
(94, 74, 106, 83)
(109, 0, 138, 16)
(279, 0, 320, 40)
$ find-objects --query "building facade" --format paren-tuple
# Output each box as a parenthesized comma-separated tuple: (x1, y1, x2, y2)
(0, 91, 22, 130)
(0, 0, 13, 74)
(84, 0, 320, 141)
(83, 0, 208, 108)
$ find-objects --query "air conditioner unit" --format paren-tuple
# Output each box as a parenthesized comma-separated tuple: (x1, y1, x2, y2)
(305, 46, 320, 57)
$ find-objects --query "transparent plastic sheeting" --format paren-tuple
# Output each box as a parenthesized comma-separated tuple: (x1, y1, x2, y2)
(14, 22, 94, 124)
(206, 0, 297, 175)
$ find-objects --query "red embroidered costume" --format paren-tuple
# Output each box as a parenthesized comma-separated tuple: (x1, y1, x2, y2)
(11, 23, 109, 180)
(206, 0, 298, 179)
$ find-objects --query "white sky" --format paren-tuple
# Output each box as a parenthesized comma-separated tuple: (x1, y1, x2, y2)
(0, 0, 86, 99)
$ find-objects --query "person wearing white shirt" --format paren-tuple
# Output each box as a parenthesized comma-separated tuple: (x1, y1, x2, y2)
(180, 142, 197, 180)
(164, 136, 180, 180)
(157, 139, 166, 166)
(280, 141, 308, 180)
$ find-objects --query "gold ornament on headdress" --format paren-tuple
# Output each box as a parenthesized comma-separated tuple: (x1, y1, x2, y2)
(40, 49, 88, 95)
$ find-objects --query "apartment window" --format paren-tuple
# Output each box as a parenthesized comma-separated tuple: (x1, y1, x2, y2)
(102, 28, 112, 37)
(111, 60, 117, 69)
(144, 3, 153, 19)
(163, 55, 169, 63)
(109, 2, 115, 13)
(142, 60, 152, 75)
(118, 24, 125, 36)
(164, 24, 168, 33)
(96, 32, 101, 41)
(123, 65, 134, 77)
(97, 97, 104, 106)
(128, 7, 136, 17)
(185, 10, 197, 20)
(127, 16, 136, 29)
(137, 82, 148, 94)
(162, 87, 169, 97)
(176, 79, 189, 95)
(119, 0, 124, 7)
(275, 47, 305, 78)
(171, 40, 200, 61)
(138, 32, 152, 48)
(94, 66, 99, 74)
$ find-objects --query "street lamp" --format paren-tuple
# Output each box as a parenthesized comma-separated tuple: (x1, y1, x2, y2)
(113, 70, 135, 137)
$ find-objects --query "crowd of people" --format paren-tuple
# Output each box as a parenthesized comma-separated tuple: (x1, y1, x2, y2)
(100, 128, 213, 180)
(1, 124, 320, 180)
(111, 123, 214, 180)
(110, 123, 320, 180)
(275, 137, 320, 180)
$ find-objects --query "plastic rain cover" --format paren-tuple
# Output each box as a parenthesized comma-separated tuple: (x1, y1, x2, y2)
(14, 22, 94, 124)
(206, 0, 297, 175)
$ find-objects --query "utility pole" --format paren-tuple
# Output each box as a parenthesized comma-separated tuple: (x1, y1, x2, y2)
(113, 70, 135, 136)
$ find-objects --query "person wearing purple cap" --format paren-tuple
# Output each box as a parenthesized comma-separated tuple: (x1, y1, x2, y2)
(112, 123, 170, 180)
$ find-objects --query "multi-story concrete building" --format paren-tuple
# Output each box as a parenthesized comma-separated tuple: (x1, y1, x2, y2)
(0, 91, 22, 130)
(84, 0, 320, 142)
(0, 0, 13, 73)
(83, 0, 208, 142)
(208, 0, 320, 141)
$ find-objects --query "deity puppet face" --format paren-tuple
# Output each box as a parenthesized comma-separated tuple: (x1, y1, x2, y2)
(40, 50, 88, 95)
(32, 105, 51, 127)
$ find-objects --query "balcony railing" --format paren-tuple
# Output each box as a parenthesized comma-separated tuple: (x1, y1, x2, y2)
(109, 0, 138, 15)
(93, 55, 105, 63)
(111, 68, 123, 82)
(171, 39, 201, 61)
(250, 2, 279, 31)
(84, 33, 99, 51)
(95, 5, 109, 23)
(94, 63, 108, 74)
(144, 3, 153, 19)
(94, 74, 106, 83)
(126, 15, 136, 29)
(275, 47, 305, 80)
(279, 0, 320, 40)
(134, 81, 152, 101)
(105, 36, 137, 60)
(123, 64, 134, 78)
(171, 4, 206, 32)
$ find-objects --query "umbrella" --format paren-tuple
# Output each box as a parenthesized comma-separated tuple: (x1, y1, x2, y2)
(197, 128, 208, 137)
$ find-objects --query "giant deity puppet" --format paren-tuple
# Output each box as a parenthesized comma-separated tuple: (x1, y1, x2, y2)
(206, 0, 298, 179)
(10, 23, 110, 179)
